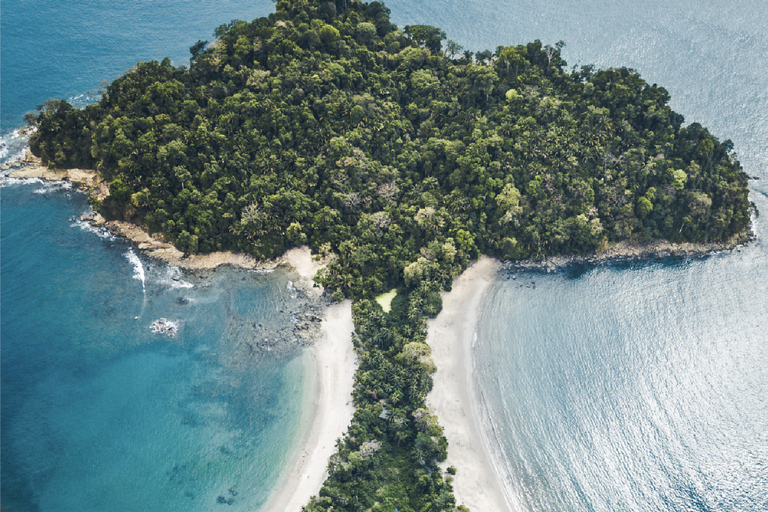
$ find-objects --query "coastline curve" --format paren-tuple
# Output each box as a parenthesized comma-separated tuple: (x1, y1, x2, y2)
(426, 256, 519, 512)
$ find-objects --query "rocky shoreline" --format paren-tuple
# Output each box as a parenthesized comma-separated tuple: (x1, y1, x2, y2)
(502, 232, 755, 275)
(4, 154, 332, 360)
(4, 153, 332, 275)
(5, 152, 755, 280)
(218, 294, 327, 365)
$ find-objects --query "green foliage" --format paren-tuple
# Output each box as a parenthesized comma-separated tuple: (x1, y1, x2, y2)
(26, 1, 754, 509)
(403, 24, 446, 54)
(28, 1, 750, 272)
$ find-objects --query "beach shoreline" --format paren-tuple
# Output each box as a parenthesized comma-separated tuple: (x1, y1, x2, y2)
(425, 256, 517, 512)
(260, 247, 356, 512)
(6, 159, 356, 512)
(5, 155, 756, 512)
(263, 299, 356, 512)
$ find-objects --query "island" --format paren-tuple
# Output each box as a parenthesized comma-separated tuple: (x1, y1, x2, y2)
(22, 0, 753, 510)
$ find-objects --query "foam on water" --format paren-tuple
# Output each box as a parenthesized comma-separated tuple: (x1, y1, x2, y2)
(70, 217, 117, 241)
(125, 249, 146, 292)
(157, 265, 195, 289)
(0, 129, 29, 164)
(33, 180, 72, 194)
(150, 317, 180, 337)
(0, 176, 45, 187)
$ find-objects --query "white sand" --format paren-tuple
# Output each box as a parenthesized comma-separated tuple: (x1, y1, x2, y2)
(280, 246, 326, 297)
(426, 256, 519, 512)
(262, 251, 356, 512)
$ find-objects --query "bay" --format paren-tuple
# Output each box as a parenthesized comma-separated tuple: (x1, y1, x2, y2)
(0, 179, 312, 511)
(1, 3, 306, 510)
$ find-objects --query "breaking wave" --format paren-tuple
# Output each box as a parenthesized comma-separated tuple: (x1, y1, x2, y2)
(124, 249, 146, 292)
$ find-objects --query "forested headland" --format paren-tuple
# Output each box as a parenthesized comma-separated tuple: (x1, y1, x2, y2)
(26, 0, 753, 509)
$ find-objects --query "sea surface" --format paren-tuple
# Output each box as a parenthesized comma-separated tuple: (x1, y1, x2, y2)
(3, 1, 767, 512)
(398, 1, 768, 511)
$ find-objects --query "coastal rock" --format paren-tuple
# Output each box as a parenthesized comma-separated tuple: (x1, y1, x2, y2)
(502, 235, 755, 274)
(150, 318, 179, 337)
(79, 211, 106, 226)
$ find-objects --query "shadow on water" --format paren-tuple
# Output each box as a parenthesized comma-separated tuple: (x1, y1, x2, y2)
(502, 252, 708, 281)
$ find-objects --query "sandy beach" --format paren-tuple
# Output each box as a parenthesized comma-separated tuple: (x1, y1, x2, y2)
(426, 256, 518, 512)
(263, 300, 355, 511)
(281, 246, 326, 297)
(262, 248, 356, 512)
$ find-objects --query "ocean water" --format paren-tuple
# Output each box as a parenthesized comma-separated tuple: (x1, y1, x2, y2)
(478, 250, 768, 511)
(399, 0, 768, 510)
(0, 180, 313, 511)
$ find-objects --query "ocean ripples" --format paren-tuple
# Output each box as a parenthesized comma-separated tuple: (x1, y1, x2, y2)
(477, 249, 768, 511)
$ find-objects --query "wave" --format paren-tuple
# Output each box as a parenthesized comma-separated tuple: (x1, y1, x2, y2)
(124, 249, 146, 292)
(70, 217, 116, 241)
(67, 91, 101, 110)
(156, 265, 194, 289)
(0, 128, 30, 165)
(33, 181, 72, 194)
(0, 177, 72, 196)
(0, 176, 45, 187)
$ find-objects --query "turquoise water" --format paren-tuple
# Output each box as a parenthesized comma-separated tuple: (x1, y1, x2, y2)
(1, 180, 311, 511)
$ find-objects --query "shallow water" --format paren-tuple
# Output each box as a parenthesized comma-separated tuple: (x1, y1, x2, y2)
(0, 180, 311, 511)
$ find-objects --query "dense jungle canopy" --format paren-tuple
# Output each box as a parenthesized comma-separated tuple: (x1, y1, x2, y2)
(28, 0, 751, 301)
